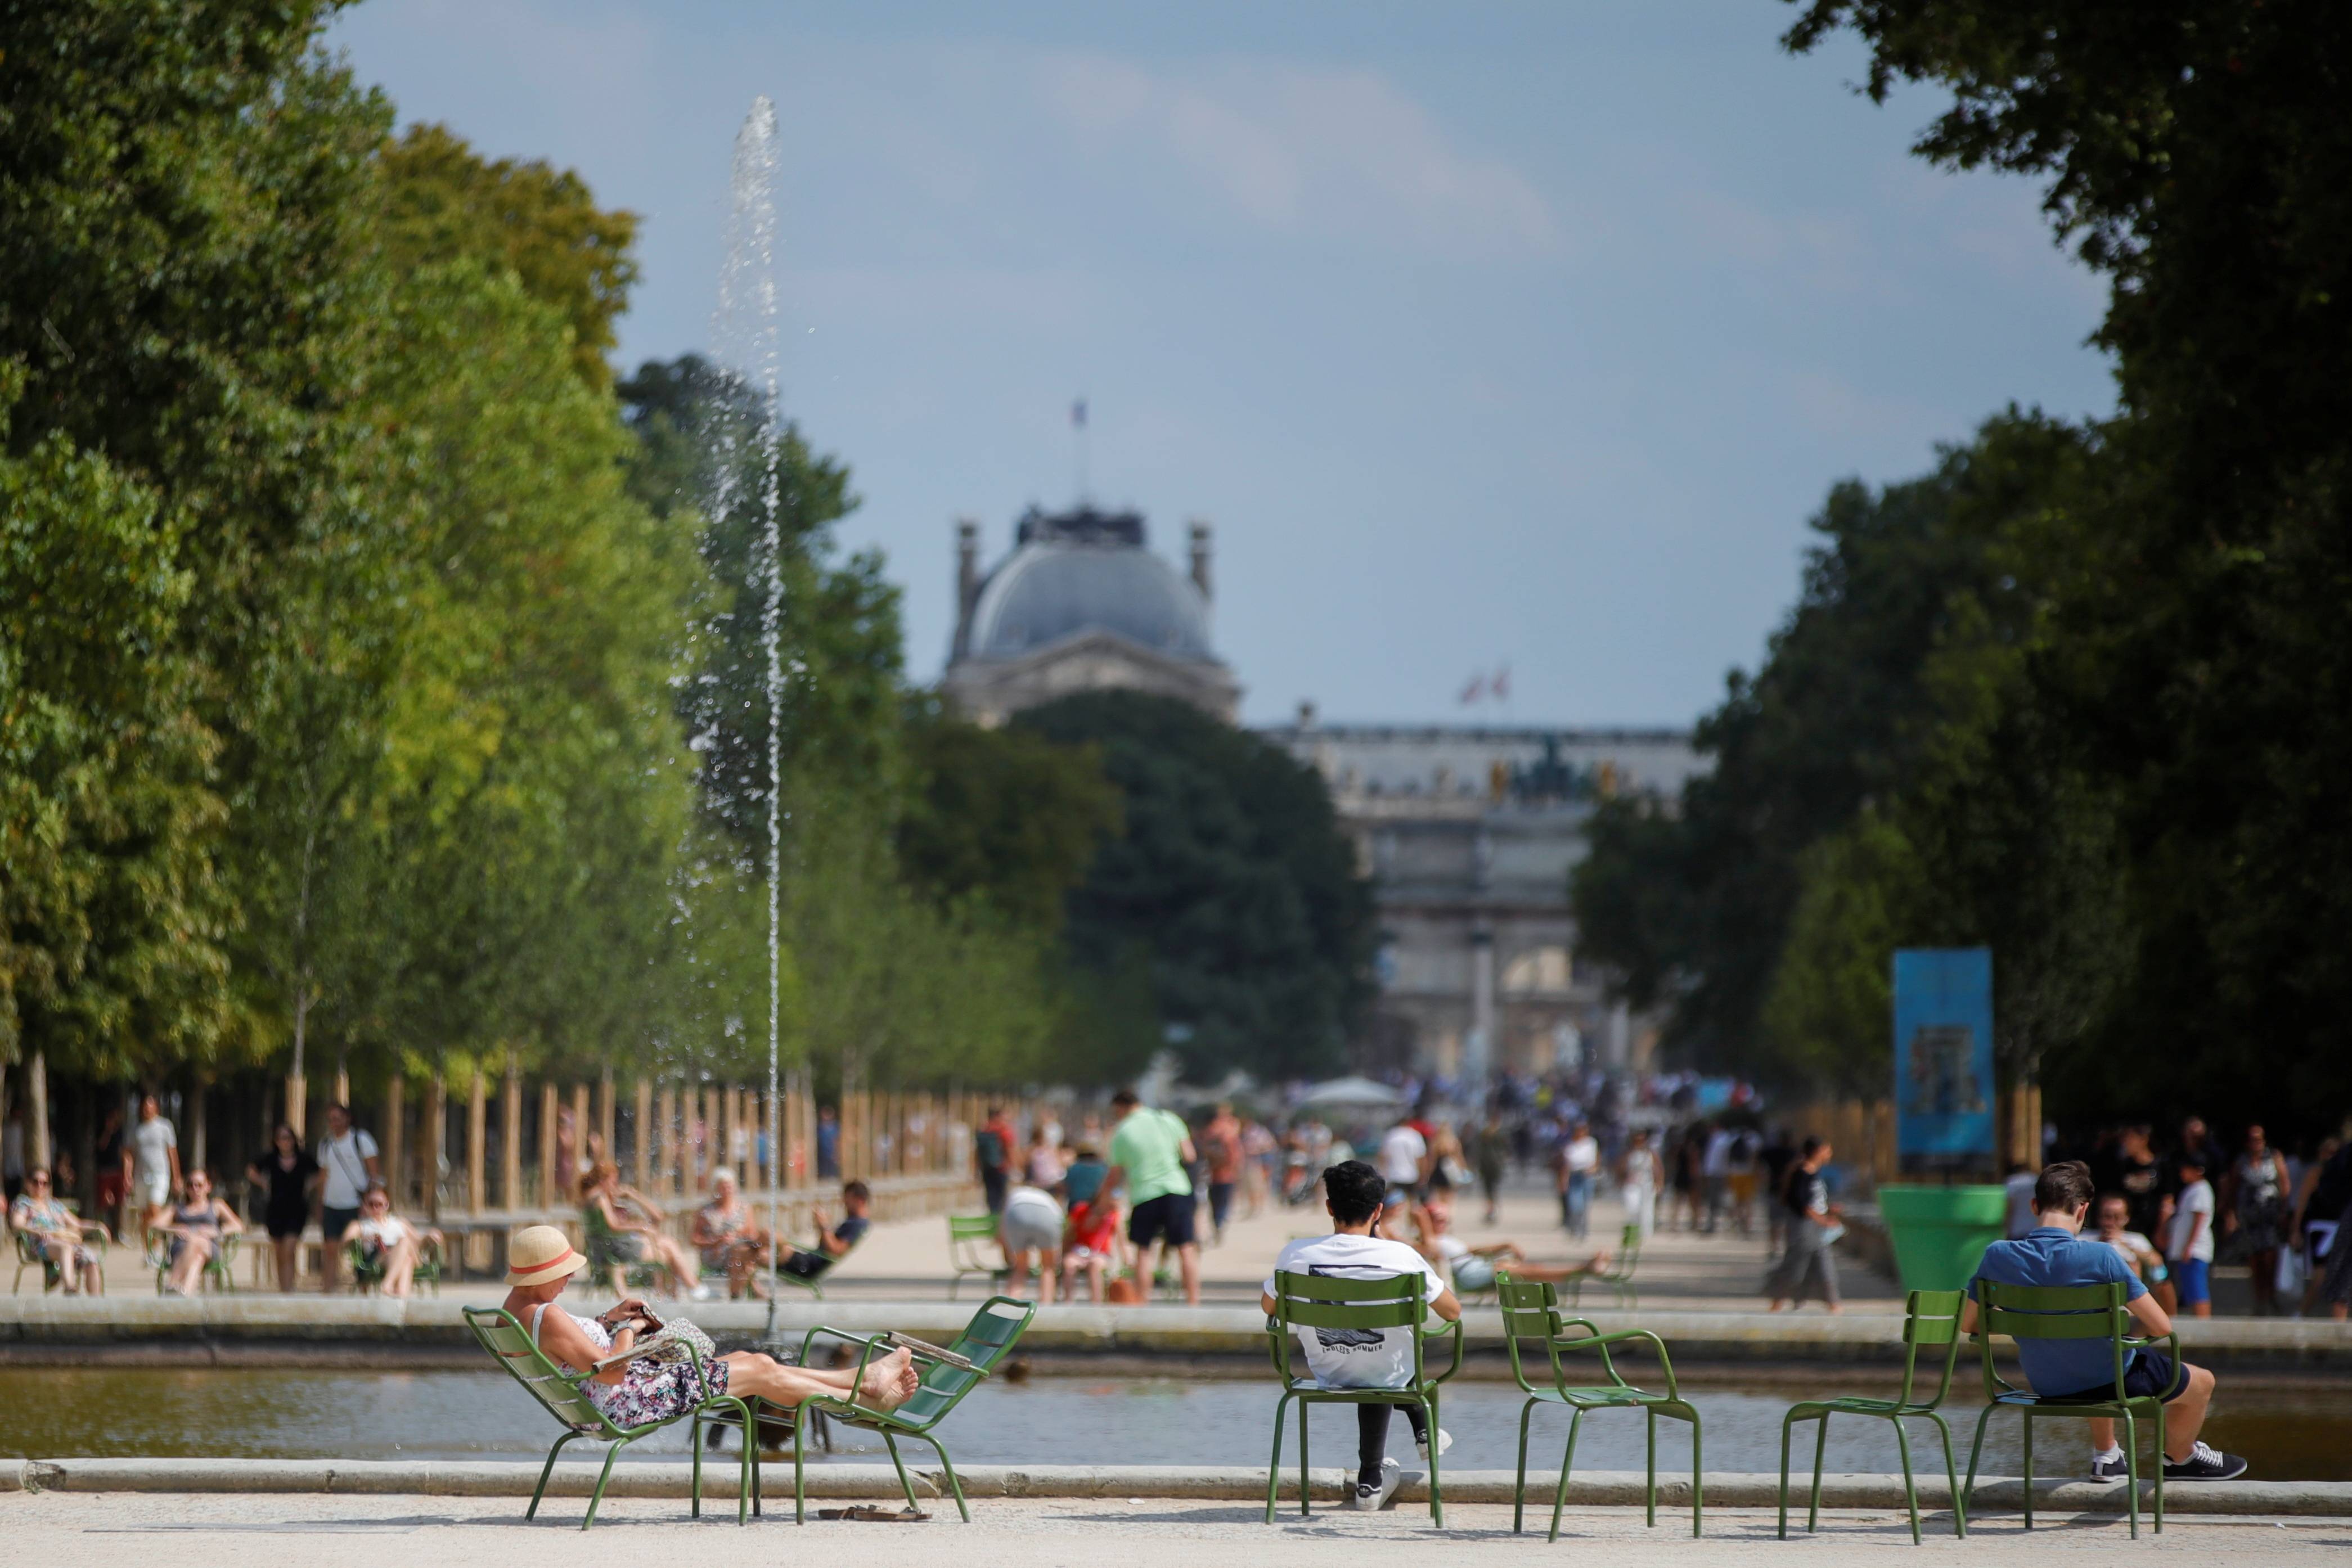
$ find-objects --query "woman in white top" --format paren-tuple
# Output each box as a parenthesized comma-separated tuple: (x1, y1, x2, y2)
(335, 1183, 443, 1297)
(499, 1225, 919, 1428)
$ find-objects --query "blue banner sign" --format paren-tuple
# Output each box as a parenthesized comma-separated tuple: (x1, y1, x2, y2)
(1892, 947, 1995, 1160)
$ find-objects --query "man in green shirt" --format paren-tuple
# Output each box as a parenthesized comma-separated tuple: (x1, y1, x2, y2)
(1105, 1088, 1200, 1305)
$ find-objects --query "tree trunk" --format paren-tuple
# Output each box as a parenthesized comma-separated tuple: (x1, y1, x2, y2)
(385, 1074, 407, 1210)
(26, 1050, 50, 1172)
(502, 1065, 523, 1210)
(424, 1071, 446, 1222)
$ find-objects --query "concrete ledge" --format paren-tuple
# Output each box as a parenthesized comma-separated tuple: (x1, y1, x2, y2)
(9, 1457, 2349, 1516)
(6, 1297, 2348, 1368)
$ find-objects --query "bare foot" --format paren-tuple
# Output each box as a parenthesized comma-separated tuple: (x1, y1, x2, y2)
(856, 1346, 920, 1409)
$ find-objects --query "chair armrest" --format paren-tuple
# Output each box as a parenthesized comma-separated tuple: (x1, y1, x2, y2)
(1554, 1326, 1678, 1396)
(1424, 1316, 1468, 1385)
(797, 1323, 887, 1382)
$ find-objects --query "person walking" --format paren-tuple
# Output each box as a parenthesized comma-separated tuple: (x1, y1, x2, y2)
(1105, 1088, 1200, 1305)
(1619, 1127, 1663, 1238)
(1468, 1111, 1510, 1227)
(2165, 1151, 2218, 1318)
(1764, 1136, 1842, 1313)
(246, 1124, 318, 1292)
(2224, 1124, 2292, 1316)
(129, 1092, 183, 1243)
(315, 1104, 380, 1292)
(1559, 1119, 1599, 1239)
(1200, 1102, 1244, 1246)
(974, 1105, 1017, 1216)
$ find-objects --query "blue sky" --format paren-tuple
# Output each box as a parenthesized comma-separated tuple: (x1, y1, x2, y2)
(328, 0, 2115, 728)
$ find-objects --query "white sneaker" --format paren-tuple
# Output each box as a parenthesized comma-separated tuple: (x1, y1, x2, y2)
(690, 1283, 717, 1301)
(1416, 1427, 1453, 1464)
(1347, 1457, 1402, 1511)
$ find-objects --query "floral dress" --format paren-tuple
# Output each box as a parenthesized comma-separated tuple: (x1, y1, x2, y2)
(530, 1304, 729, 1426)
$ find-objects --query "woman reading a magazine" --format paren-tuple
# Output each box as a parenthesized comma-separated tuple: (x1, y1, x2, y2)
(500, 1225, 919, 1425)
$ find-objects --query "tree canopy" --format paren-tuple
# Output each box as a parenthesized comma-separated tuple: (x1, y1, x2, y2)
(1015, 691, 1375, 1084)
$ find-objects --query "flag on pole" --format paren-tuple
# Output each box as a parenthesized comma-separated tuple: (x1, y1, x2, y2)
(1071, 398, 1087, 429)
(1459, 672, 1487, 705)
(1491, 664, 1511, 700)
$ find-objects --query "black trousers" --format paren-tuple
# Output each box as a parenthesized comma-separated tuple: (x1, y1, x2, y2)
(1358, 1402, 1430, 1484)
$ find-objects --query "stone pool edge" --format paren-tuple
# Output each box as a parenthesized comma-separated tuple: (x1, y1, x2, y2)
(5, 1457, 2347, 1517)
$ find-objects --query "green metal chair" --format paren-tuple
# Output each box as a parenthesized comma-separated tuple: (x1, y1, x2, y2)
(773, 1295, 1038, 1522)
(946, 1214, 1008, 1299)
(146, 1228, 239, 1294)
(582, 1204, 669, 1293)
(14, 1226, 66, 1293)
(1779, 1288, 1966, 1544)
(1263, 1268, 1464, 1527)
(1564, 1223, 1644, 1309)
(462, 1304, 759, 1530)
(1497, 1273, 1702, 1541)
(1963, 1279, 2182, 1539)
(345, 1233, 445, 1295)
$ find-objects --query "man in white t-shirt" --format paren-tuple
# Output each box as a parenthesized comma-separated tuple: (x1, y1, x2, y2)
(1377, 1121, 1429, 1210)
(129, 1092, 183, 1239)
(1263, 1159, 1461, 1511)
(316, 1104, 381, 1292)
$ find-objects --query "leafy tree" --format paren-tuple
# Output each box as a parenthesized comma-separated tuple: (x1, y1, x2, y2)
(379, 123, 638, 391)
(618, 355, 903, 858)
(896, 704, 1123, 935)
(1786, 0, 2352, 1126)
(1015, 691, 1374, 1083)
(1574, 413, 2083, 1078)
(0, 373, 233, 1080)
(1760, 812, 1921, 1102)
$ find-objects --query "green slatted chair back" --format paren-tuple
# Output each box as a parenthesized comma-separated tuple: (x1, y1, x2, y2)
(1895, 1288, 1966, 1408)
(464, 1304, 625, 1437)
(889, 1296, 1037, 1430)
(947, 1214, 1009, 1297)
(1975, 1280, 2135, 1399)
(1497, 1275, 1571, 1393)
(1268, 1269, 1432, 1384)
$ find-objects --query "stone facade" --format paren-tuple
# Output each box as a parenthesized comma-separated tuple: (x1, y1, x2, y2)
(942, 506, 1239, 727)
(1257, 713, 1703, 1082)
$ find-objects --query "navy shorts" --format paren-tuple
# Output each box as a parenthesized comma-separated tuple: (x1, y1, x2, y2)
(2044, 1350, 2188, 1404)
(1128, 1191, 1198, 1250)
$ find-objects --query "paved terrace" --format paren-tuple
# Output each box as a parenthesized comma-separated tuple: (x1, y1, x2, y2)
(5, 1487, 2348, 1566)
(9, 1182, 2346, 1371)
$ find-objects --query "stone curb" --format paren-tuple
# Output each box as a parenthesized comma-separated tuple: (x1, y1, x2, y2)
(6, 1298, 2348, 1366)
(7, 1458, 2348, 1516)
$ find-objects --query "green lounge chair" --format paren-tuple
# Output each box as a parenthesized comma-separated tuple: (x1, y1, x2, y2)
(1497, 1273, 1702, 1540)
(146, 1228, 239, 1294)
(946, 1214, 1008, 1299)
(774, 1295, 1038, 1522)
(346, 1233, 445, 1295)
(1564, 1223, 1644, 1309)
(582, 1203, 669, 1294)
(462, 1304, 759, 1530)
(1963, 1279, 2182, 1539)
(1779, 1288, 1966, 1544)
(1263, 1268, 1464, 1527)
(14, 1226, 66, 1294)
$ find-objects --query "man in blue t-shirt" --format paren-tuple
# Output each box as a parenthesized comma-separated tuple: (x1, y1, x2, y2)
(1966, 1160, 2246, 1481)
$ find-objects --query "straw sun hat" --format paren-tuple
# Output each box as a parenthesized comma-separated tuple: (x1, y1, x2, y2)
(505, 1224, 590, 1288)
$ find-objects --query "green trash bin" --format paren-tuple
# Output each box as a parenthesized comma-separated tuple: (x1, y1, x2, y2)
(1877, 1185, 2007, 1293)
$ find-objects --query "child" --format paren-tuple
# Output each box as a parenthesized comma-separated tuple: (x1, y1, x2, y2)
(2166, 1153, 2216, 1318)
(1060, 1146, 1118, 1303)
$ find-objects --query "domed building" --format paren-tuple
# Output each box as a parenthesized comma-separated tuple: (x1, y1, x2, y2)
(942, 504, 1240, 726)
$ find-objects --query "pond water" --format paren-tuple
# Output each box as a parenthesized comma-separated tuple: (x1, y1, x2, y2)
(3, 1368, 2345, 1481)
